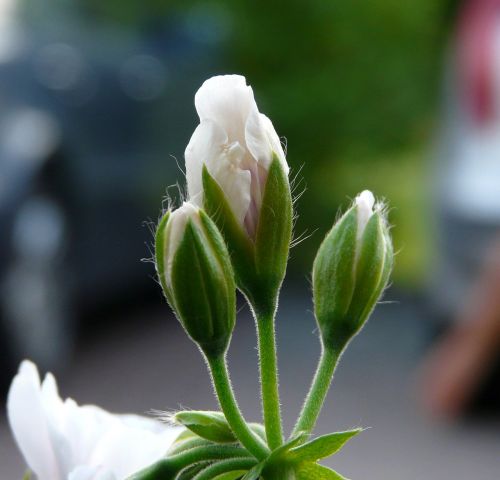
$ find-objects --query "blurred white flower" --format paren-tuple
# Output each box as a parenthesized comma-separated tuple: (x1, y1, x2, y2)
(7, 360, 178, 480)
(185, 74, 289, 238)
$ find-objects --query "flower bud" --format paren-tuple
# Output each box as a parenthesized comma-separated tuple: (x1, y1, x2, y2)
(184, 75, 292, 312)
(155, 202, 236, 358)
(313, 191, 393, 352)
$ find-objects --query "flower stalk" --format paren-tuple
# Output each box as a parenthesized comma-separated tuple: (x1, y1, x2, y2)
(206, 355, 270, 460)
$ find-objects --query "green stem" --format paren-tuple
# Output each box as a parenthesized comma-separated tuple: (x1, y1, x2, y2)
(255, 311, 284, 449)
(193, 458, 258, 480)
(292, 345, 340, 437)
(207, 355, 270, 460)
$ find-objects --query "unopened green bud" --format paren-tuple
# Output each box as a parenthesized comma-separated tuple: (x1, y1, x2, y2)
(313, 191, 393, 352)
(173, 410, 236, 443)
(155, 202, 236, 358)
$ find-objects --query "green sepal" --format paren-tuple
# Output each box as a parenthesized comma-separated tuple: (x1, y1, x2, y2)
(22, 471, 32, 480)
(295, 463, 348, 480)
(170, 215, 236, 358)
(345, 213, 389, 330)
(202, 156, 293, 315)
(256, 433, 307, 479)
(202, 164, 255, 291)
(252, 154, 293, 312)
(172, 428, 198, 445)
(288, 429, 362, 463)
(312, 207, 357, 350)
(155, 211, 174, 307)
(174, 411, 237, 443)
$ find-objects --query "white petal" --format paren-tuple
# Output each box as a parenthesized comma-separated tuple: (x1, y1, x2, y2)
(207, 142, 252, 227)
(89, 424, 178, 479)
(68, 466, 116, 480)
(185, 119, 228, 206)
(185, 119, 252, 228)
(355, 190, 375, 238)
(7, 360, 60, 480)
(41, 373, 75, 476)
(245, 110, 287, 172)
(194, 75, 254, 143)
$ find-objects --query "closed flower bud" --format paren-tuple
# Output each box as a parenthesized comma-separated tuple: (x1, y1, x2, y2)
(313, 191, 393, 352)
(184, 75, 292, 313)
(155, 201, 236, 358)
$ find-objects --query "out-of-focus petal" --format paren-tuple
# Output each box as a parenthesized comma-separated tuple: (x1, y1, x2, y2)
(7, 360, 60, 480)
(89, 424, 178, 480)
(68, 466, 116, 480)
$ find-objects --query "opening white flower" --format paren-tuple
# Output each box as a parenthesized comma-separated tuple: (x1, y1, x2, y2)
(7, 360, 179, 480)
(185, 74, 289, 239)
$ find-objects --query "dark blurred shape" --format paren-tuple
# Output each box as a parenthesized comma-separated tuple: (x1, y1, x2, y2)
(423, 0, 500, 418)
(0, 0, 226, 388)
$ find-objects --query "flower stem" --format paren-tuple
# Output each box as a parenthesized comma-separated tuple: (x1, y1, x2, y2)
(292, 344, 340, 437)
(207, 355, 270, 460)
(256, 310, 284, 449)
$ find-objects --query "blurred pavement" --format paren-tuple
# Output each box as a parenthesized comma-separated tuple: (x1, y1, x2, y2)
(1, 287, 499, 479)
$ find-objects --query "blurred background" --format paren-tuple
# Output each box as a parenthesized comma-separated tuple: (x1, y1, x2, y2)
(1, 0, 500, 478)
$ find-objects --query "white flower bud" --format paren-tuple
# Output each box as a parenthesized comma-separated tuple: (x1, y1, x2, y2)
(185, 74, 289, 239)
(183, 75, 293, 313)
(155, 202, 236, 357)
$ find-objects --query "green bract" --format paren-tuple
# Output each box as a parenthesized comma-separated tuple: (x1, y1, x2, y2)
(313, 198, 393, 353)
(173, 411, 237, 443)
(155, 203, 236, 358)
(202, 154, 292, 315)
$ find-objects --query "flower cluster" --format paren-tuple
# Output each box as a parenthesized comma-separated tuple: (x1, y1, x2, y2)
(8, 75, 393, 480)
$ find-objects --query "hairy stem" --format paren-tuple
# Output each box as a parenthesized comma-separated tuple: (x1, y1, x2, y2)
(207, 355, 270, 460)
(292, 345, 340, 437)
(255, 310, 284, 449)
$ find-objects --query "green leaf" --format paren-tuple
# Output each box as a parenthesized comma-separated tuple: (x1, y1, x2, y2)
(177, 463, 211, 480)
(167, 435, 213, 456)
(288, 429, 362, 462)
(267, 432, 308, 463)
(213, 472, 247, 480)
(295, 463, 349, 480)
(193, 458, 258, 480)
(241, 462, 264, 480)
(174, 411, 237, 443)
(22, 471, 32, 480)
